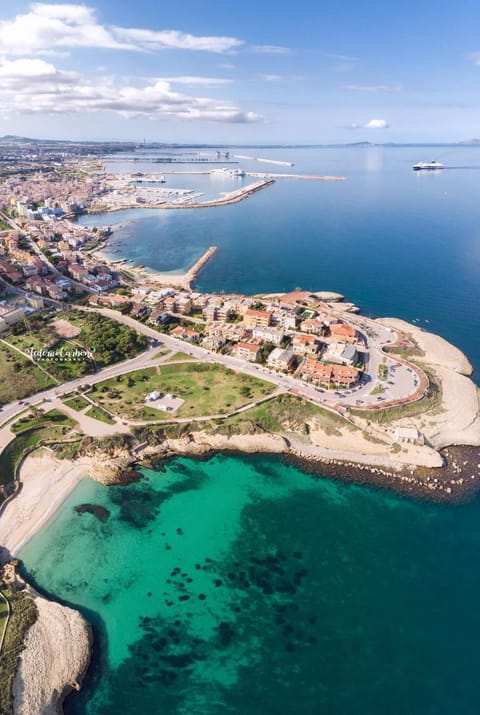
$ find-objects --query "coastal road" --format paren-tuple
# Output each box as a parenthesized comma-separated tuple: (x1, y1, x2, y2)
(0, 305, 424, 430)
(74, 307, 423, 411)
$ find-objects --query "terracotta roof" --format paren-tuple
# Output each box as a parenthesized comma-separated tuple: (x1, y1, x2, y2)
(235, 341, 260, 352)
(280, 291, 312, 304)
(330, 323, 356, 337)
(245, 309, 272, 319)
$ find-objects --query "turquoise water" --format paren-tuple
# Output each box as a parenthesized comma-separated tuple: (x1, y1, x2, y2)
(19, 454, 480, 714)
(25, 145, 480, 712)
(79, 146, 480, 376)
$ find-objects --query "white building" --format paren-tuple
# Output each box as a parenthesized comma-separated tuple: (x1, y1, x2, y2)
(393, 427, 425, 445)
(322, 342, 357, 366)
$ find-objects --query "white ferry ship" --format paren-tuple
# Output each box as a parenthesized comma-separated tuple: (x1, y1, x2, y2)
(412, 161, 444, 171)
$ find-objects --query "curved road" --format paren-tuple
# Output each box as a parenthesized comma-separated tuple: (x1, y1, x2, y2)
(0, 305, 424, 430)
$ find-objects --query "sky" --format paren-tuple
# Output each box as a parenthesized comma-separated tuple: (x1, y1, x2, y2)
(1, 0, 480, 143)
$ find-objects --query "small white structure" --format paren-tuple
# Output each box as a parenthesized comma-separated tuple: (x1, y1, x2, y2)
(146, 393, 185, 413)
(145, 390, 161, 402)
(393, 427, 425, 445)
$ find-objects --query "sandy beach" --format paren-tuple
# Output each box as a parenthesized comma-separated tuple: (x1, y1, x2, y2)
(0, 314, 479, 714)
(0, 451, 92, 557)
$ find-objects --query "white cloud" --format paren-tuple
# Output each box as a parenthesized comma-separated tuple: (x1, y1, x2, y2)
(258, 74, 303, 82)
(363, 118, 389, 129)
(0, 4, 134, 54)
(343, 118, 390, 129)
(324, 53, 359, 62)
(259, 74, 282, 82)
(0, 3, 243, 55)
(31, 3, 95, 23)
(156, 76, 233, 86)
(113, 28, 242, 53)
(344, 84, 400, 93)
(324, 52, 359, 73)
(0, 59, 260, 124)
(0, 56, 77, 84)
(250, 44, 292, 55)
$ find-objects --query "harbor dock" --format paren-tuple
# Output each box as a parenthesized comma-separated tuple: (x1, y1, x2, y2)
(115, 246, 218, 290)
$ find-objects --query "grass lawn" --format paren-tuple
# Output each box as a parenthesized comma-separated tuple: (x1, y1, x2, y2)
(85, 405, 116, 424)
(134, 394, 353, 443)
(3, 317, 95, 382)
(90, 362, 275, 421)
(2, 309, 148, 384)
(0, 342, 56, 405)
(166, 352, 195, 362)
(11, 409, 76, 434)
(64, 396, 90, 412)
(0, 422, 76, 495)
(214, 394, 350, 436)
(150, 348, 171, 360)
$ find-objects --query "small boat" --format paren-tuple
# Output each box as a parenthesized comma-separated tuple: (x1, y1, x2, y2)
(412, 161, 444, 171)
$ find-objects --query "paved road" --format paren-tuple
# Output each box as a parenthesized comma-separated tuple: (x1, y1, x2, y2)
(0, 305, 424, 430)
(76, 306, 423, 410)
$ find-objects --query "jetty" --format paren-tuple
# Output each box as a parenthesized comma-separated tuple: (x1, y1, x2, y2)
(184, 246, 218, 287)
(117, 246, 218, 290)
(246, 172, 347, 181)
(233, 154, 295, 167)
(89, 180, 274, 214)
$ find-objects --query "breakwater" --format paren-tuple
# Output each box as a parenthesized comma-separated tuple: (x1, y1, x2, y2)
(184, 246, 218, 287)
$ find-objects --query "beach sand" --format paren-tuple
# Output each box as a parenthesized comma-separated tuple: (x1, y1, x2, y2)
(0, 451, 92, 556)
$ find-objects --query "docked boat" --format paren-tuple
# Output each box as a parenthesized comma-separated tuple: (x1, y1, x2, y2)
(412, 161, 444, 171)
(210, 167, 245, 177)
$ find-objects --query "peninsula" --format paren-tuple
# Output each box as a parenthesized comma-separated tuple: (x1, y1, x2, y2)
(0, 141, 479, 715)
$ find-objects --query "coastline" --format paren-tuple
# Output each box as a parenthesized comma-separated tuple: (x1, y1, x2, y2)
(3, 407, 479, 568)
(88, 178, 274, 213)
(2, 406, 479, 713)
(0, 452, 92, 557)
(139, 431, 480, 503)
(12, 584, 92, 715)
(1, 303, 479, 714)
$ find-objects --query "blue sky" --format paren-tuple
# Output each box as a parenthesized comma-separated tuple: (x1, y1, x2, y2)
(1, 0, 480, 143)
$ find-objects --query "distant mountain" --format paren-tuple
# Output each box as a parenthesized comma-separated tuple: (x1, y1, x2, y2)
(0, 135, 136, 146)
(0, 134, 37, 143)
(3, 134, 480, 148)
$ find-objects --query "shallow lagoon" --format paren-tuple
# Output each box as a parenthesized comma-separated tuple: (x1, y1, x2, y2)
(19, 454, 480, 715)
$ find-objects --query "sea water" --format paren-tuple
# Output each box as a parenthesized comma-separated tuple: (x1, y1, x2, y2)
(27, 145, 480, 713)
(78, 145, 480, 377)
(19, 454, 480, 715)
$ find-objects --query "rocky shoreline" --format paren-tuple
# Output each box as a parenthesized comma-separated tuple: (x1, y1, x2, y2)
(12, 585, 92, 715)
(136, 432, 480, 504)
(2, 433, 480, 715)
(2, 311, 480, 713)
(284, 444, 480, 503)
